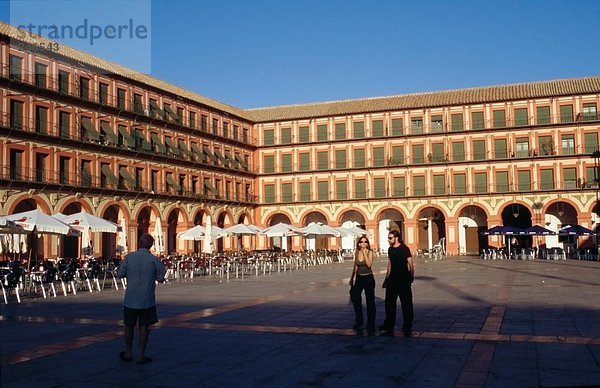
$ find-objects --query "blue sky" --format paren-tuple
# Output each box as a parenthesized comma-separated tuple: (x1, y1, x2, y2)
(2, 0, 600, 109)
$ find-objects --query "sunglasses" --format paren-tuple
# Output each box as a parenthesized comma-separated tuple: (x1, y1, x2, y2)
(359, 240, 368, 243)
(388, 236, 395, 240)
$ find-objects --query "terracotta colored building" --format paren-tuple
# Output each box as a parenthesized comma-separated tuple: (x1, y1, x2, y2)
(1, 21, 599, 259)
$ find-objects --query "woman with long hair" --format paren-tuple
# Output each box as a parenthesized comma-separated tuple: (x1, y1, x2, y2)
(348, 235, 376, 332)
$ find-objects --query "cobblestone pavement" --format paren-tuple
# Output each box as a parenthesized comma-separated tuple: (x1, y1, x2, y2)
(1, 256, 600, 387)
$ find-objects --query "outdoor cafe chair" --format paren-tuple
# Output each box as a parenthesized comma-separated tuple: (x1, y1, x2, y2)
(1, 266, 23, 304)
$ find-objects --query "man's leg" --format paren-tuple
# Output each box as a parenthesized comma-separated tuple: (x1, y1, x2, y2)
(124, 324, 134, 358)
(138, 324, 150, 361)
(399, 284, 414, 335)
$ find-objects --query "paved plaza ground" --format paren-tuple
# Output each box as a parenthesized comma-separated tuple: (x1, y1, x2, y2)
(1, 255, 600, 387)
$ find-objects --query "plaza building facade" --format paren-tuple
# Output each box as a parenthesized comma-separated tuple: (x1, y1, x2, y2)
(0, 21, 599, 259)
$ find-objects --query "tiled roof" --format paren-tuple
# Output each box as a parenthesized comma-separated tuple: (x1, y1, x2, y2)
(0, 22, 252, 121)
(247, 77, 600, 122)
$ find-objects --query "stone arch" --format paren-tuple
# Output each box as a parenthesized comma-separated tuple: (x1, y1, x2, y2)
(415, 206, 446, 251)
(338, 209, 367, 251)
(302, 211, 330, 250)
(456, 204, 489, 255)
(376, 207, 406, 251)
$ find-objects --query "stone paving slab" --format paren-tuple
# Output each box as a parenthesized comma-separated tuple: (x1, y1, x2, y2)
(1, 256, 600, 387)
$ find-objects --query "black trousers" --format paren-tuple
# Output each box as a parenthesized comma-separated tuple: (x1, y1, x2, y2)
(382, 281, 413, 331)
(350, 274, 376, 327)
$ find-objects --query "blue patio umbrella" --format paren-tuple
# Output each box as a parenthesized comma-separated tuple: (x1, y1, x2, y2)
(525, 225, 556, 235)
(559, 225, 595, 236)
(481, 225, 526, 235)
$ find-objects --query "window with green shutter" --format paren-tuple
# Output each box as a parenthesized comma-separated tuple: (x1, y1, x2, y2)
(281, 154, 292, 173)
(540, 169, 554, 190)
(433, 174, 446, 194)
(453, 174, 466, 194)
(495, 171, 509, 192)
(299, 153, 310, 171)
(560, 105, 574, 123)
(411, 144, 424, 164)
(471, 111, 484, 129)
(584, 132, 599, 153)
(354, 179, 366, 199)
(263, 155, 275, 173)
(473, 139, 486, 160)
(432, 143, 445, 162)
(563, 167, 577, 189)
(451, 113, 464, 131)
(452, 141, 465, 162)
(281, 183, 293, 202)
(493, 110, 506, 128)
(474, 172, 487, 193)
(336, 180, 347, 200)
(281, 128, 292, 144)
(372, 120, 384, 137)
(539, 135, 554, 156)
(317, 124, 328, 141)
(264, 129, 274, 145)
(318, 181, 329, 200)
(373, 178, 386, 198)
(299, 182, 311, 201)
(413, 176, 425, 196)
(354, 148, 365, 168)
(585, 167, 597, 187)
(373, 147, 385, 167)
(561, 134, 575, 155)
(299, 126, 310, 142)
(264, 184, 275, 203)
(494, 139, 507, 159)
(517, 170, 531, 191)
(391, 146, 404, 165)
(393, 176, 405, 196)
(411, 117, 423, 134)
(430, 115, 443, 133)
(514, 108, 528, 126)
(391, 118, 403, 135)
(335, 149, 347, 169)
(317, 151, 328, 170)
(335, 123, 346, 140)
(536, 106, 551, 125)
(353, 121, 365, 139)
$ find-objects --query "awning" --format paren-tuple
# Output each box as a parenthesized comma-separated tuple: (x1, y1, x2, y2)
(191, 143, 203, 160)
(203, 180, 216, 194)
(81, 117, 100, 141)
(166, 174, 181, 192)
(136, 132, 152, 151)
(164, 137, 181, 156)
(226, 152, 239, 169)
(163, 104, 177, 120)
(203, 146, 218, 164)
(100, 122, 118, 145)
(101, 165, 118, 187)
(118, 126, 136, 148)
(178, 140, 193, 159)
(149, 100, 162, 117)
(150, 133, 166, 153)
(214, 149, 228, 167)
(235, 154, 249, 170)
(119, 167, 136, 189)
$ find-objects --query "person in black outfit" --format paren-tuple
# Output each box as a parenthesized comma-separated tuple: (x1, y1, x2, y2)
(348, 236, 376, 333)
(379, 230, 414, 337)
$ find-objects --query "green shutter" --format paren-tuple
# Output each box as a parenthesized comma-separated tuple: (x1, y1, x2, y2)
(263, 155, 275, 173)
(451, 113, 463, 131)
(335, 123, 346, 140)
(540, 169, 554, 190)
(299, 182, 311, 201)
(495, 171, 509, 192)
(355, 179, 366, 199)
(453, 174, 466, 194)
(282, 183, 293, 202)
(264, 129, 274, 145)
(563, 167, 577, 189)
(373, 178, 386, 198)
(475, 172, 487, 193)
(433, 175, 446, 194)
(281, 154, 292, 173)
(518, 170, 531, 191)
(514, 108, 528, 126)
(430, 115, 443, 133)
(317, 124, 328, 141)
(391, 118, 403, 135)
(354, 148, 365, 168)
(493, 110, 506, 128)
(471, 112, 484, 129)
(432, 143, 444, 162)
(473, 140, 486, 160)
(584, 132, 599, 153)
(372, 120, 384, 137)
(494, 139, 507, 159)
(372, 147, 385, 166)
(392, 146, 404, 165)
(353, 121, 364, 139)
(537, 106, 551, 125)
(335, 149, 346, 169)
(318, 181, 329, 200)
(299, 126, 310, 142)
(412, 144, 424, 164)
(393, 176, 405, 196)
(560, 105, 573, 123)
(299, 153, 310, 171)
(336, 180, 347, 200)
(413, 176, 425, 195)
(585, 167, 597, 187)
(538, 135, 554, 155)
(411, 117, 423, 134)
(281, 128, 292, 144)
(452, 142, 465, 162)
(317, 152, 328, 170)
(264, 184, 275, 203)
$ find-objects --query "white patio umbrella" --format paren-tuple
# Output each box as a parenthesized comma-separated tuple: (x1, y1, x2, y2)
(223, 224, 264, 235)
(117, 218, 128, 255)
(7, 209, 73, 235)
(298, 223, 342, 238)
(177, 225, 206, 241)
(203, 215, 214, 254)
(0, 215, 25, 234)
(262, 222, 301, 252)
(153, 217, 165, 254)
(56, 211, 119, 233)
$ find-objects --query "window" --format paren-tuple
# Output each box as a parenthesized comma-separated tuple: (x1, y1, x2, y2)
(79, 77, 90, 101)
(336, 180, 347, 200)
(584, 132, 599, 153)
(393, 176, 405, 197)
(391, 118, 403, 135)
(354, 179, 366, 199)
(9, 100, 23, 130)
(413, 176, 425, 196)
(517, 170, 531, 191)
(472, 140, 486, 160)
(335, 150, 346, 169)
(493, 139, 507, 159)
(538, 135, 554, 156)
(212, 118, 219, 134)
(391, 146, 404, 165)
(514, 108, 528, 126)
(163, 103, 172, 121)
(540, 169, 554, 190)
(34, 63, 47, 88)
(431, 143, 445, 162)
(372, 120, 384, 137)
(354, 148, 365, 168)
(299, 182, 311, 201)
(353, 121, 365, 139)
(493, 110, 506, 128)
(264, 184, 275, 203)
(281, 154, 292, 173)
(299, 153, 310, 171)
(281, 127, 292, 144)
(317, 124, 328, 141)
(582, 103, 597, 121)
(373, 178, 386, 198)
(474, 172, 487, 193)
(59, 111, 70, 138)
(495, 171, 509, 192)
(59, 156, 70, 185)
(335, 123, 346, 140)
(134, 93, 144, 114)
(281, 183, 293, 202)
(99, 83, 109, 105)
(9, 55, 22, 82)
(560, 104, 573, 123)
(411, 144, 424, 164)
(433, 174, 446, 195)
(9, 149, 23, 180)
(452, 141, 465, 162)
(243, 128, 249, 143)
(563, 167, 577, 189)
(263, 129, 274, 146)
(585, 167, 597, 188)
(430, 115, 443, 132)
(299, 126, 309, 142)
(471, 111, 484, 129)
(515, 138, 529, 157)
(561, 135, 575, 155)
(453, 174, 466, 194)
(263, 155, 275, 173)
(536, 106, 551, 125)
(58, 71, 70, 94)
(151, 170, 158, 192)
(317, 181, 329, 200)
(232, 125, 238, 140)
(201, 115, 208, 131)
(136, 168, 144, 191)
(411, 117, 423, 134)
(372, 147, 385, 166)
(317, 151, 328, 170)
(451, 113, 463, 131)
(35, 153, 47, 182)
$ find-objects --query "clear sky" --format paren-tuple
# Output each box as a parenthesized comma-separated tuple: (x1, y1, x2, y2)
(2, 0, 600, 109)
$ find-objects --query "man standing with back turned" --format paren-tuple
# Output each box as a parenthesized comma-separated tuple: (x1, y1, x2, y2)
(118, 233, 165, 364)
(379, 230, 415, 337)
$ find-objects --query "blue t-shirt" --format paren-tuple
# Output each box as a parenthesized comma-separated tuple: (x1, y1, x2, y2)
(117, 248, 165, 309)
